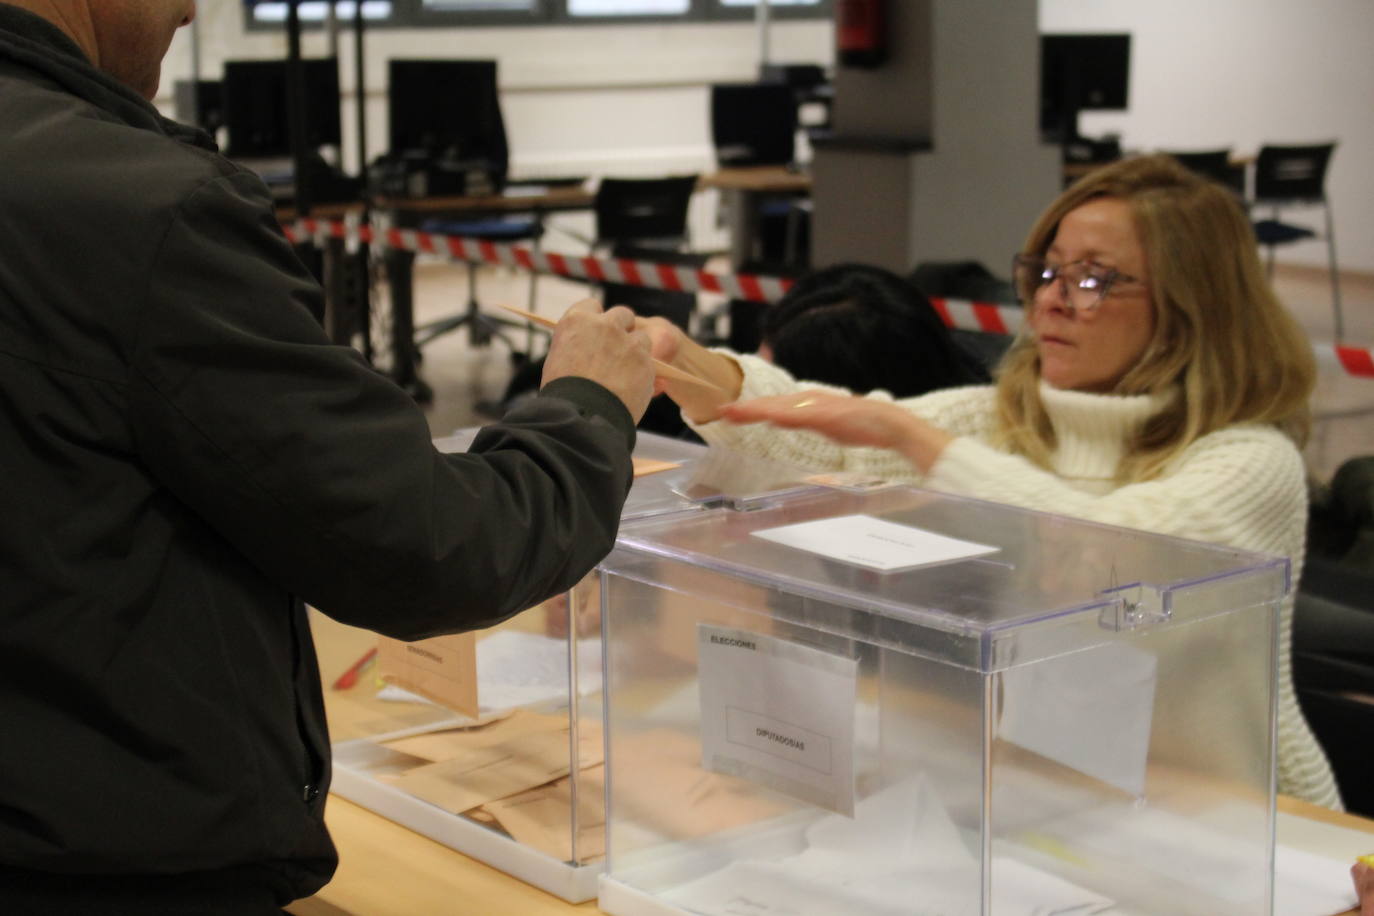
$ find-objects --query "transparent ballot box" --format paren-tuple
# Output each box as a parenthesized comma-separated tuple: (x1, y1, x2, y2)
(326, 429, 712, 902)
(596, 485, 1289, 916)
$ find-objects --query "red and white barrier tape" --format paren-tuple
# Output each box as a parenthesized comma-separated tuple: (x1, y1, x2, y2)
(285, 218, 1374, 380)
(285, 217, 794, 306)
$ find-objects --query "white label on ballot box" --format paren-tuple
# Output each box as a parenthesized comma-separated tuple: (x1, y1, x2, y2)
(698, 624, 858, 817)
(750, 513, 998, 572)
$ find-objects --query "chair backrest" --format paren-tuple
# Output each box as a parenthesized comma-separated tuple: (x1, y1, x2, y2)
(593, 176, 699, 249)
(387, 59, 510, 186)
(1253, 142, 1336, 203)
(1161, 149, 1245, 196)
(710, 83, 798, 168)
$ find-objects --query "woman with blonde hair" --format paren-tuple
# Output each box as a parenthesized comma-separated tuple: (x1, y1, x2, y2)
(640, 154, 1341, 807)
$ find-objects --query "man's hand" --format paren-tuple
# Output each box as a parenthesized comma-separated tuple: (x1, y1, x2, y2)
(541, 299, 654, 422)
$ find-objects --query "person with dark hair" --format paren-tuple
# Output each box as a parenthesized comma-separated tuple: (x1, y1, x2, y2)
(757, 263, 988, 396)
(601, 262, 986, 441)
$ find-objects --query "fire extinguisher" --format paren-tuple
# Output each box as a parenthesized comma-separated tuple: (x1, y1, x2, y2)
(836, 0, 886, 69)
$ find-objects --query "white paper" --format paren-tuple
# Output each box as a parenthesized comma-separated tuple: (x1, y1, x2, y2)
(999, 643, 1158, 797)
(1274, 844, 1360, 916)
(473, 629, 602, 712)
(374, 631, 602, 713)
(665, 776, 1116, 916)
(750, 514, 999, 572)
(698, 625, 858, 816)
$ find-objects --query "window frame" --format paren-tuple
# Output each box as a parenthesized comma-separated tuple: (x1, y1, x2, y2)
(244, 0, 832, 31)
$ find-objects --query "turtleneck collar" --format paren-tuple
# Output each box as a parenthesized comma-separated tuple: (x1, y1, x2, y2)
(1038, 379, 1176, 484)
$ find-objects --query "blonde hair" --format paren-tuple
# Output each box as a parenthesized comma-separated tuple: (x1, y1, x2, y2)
(995, 154, 1315, 483)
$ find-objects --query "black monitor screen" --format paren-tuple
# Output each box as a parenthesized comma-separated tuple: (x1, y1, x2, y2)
(174, 79, 224, 134)
(1039, 34, 1130, 141)
(387, 60, 507, 169)
(222, 58, 341, 158)
(711, 83, 798, 168)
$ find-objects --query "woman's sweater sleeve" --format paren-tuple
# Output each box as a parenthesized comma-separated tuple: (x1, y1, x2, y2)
(690, 353, 1000, 477)
(926, 425, 1307, 558)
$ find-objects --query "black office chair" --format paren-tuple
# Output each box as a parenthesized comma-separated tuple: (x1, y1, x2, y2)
(910, 260, 1019, 374)
(593, 176, 698, 253)
(1160, 148, 1245, 196)
(1296, 455, 1374, 816)
(1250, 142, 1342, 340)
(590, 176, 705, 332)
(396, 60, 543, 355)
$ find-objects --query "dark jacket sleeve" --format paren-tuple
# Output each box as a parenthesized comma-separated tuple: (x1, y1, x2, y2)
(126, 172, 636, 640)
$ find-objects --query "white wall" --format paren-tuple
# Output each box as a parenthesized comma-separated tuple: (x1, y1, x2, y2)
(163, 3, 831, 181)
(160, 0, 1374, 271)
(1041, 0, 1374, 273)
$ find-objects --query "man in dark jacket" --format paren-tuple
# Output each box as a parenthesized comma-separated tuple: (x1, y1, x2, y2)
(0, 2, 655, 912)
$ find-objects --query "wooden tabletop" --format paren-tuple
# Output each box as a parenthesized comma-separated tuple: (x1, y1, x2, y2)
(296, 615, 1371, 916)
(289, 791, 1370, 916)
(287, 796, 600, 916)
(699, 165, 812, 193)
(373, 184, 595, 214)
(275, 200, 370, 224)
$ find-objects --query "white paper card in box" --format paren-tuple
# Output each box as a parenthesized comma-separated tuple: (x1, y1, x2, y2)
(999, 642, 1158, 797)
(697, 625, 858, 816)
(749, 513, 998, 572)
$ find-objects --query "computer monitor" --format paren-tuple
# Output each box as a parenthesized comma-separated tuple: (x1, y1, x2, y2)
(387, 60, 508, 176)
(1039, 34, 1130, 143)
(759, 64, 827, 96)
(222, 58, 342, 159)
(173, 80, 224, 135)
(710, 82, 798, 168)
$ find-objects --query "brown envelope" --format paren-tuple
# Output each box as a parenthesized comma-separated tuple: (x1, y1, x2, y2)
(480, 765, 607, 864)
(392, 726, 604, 816)
(375, 630, 478, 718)
(380, 708, 565, 763)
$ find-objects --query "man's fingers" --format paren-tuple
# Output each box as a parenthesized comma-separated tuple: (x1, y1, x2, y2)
(562, 297, 603, 318)
(603, 305, 637, 330)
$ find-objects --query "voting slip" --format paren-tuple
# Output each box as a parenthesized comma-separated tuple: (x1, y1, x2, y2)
(750, 513, 999, 573)
(376, 630, 479, 719)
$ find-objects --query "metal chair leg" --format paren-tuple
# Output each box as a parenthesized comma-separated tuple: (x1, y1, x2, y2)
(1324, 201, 1342, 342)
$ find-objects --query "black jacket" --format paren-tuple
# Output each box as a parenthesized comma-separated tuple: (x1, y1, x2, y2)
(0, 6, 635, 904)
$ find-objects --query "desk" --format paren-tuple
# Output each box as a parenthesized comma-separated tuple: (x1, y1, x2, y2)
(289, 790, 1371, 915)
(700, 166, 812, 271)
(298, 616, 1372, 915)
(374, 185, 595, 402)
(274, 200, 371, 353)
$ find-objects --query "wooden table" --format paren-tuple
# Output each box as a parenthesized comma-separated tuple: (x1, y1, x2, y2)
(286, 796, 600, 916)
(700, 166, 812, 271)
(274, 200, 372, 354)
(289, 791, 1370, 915)
(296, 616, 1372, 916)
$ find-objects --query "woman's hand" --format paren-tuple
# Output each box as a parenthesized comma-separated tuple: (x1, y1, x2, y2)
(637, 316, 686, 394)
(718, 390, 954, 473)
(634, 315, 743, 423)
(1354, 860, 1374, 916)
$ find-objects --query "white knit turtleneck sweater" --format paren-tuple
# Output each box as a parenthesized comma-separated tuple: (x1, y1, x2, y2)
(692, 354, 1342, 809)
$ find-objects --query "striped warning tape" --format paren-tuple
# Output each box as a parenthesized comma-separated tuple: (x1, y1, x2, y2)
(284, 218, 1373, 379)
(285, 218, 793, 306)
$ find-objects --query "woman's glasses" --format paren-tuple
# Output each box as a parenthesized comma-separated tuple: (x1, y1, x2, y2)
(1012, 254, 1142, 314)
